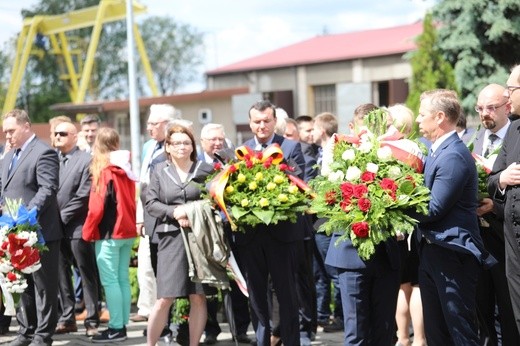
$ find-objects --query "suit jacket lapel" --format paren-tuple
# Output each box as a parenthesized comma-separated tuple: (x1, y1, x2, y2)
(473, 129, 485, 156)
(4, 138, 36, 186)
(425, 133, 459, 186)
(59, 152, 79, 189)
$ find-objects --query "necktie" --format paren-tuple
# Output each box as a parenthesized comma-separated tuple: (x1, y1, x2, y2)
(8, 149, 20, 176)
(484, 133, 499, 157)
(60, 154, 68, 167)
(148, 142, 163, 169)
(317, 147, 323, 166)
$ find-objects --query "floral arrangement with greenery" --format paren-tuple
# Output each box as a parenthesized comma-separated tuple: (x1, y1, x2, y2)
(207, 144, 313, 230)
(471, 153, 498, 200)
(0, 198, 47, 315)
(310, 110, 430, 260)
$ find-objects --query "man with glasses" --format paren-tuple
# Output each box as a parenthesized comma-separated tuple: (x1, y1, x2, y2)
(489, 64, 520, 336)
(505, 65, 520, 121)
(472, 84, 519, 345)
(132, 104, 174, 332)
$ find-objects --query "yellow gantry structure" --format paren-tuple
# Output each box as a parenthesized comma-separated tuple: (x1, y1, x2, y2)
(3, 0, 159, 114)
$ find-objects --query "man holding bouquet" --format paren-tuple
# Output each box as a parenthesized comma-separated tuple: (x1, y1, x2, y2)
(414, 89, 496, 345)
(471, 84, 518, 345)
(1, 109, 62, 346)
(232, 100, 305, 346)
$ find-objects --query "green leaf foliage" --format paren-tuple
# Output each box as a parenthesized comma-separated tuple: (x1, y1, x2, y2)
(432, 0, 519, 117)
(3, 0, 203, 122)
(405, 12, 458, 115)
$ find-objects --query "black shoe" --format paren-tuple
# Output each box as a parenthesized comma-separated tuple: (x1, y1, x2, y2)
(0, 325, 9, 335)
(204, 334, 218, 344)
(234, 334, 252, 343)
(91, 327, 127, 343)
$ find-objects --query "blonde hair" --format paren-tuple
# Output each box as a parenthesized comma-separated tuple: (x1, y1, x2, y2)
(388, 104, 414, 136)
(90, 127, 120, 192)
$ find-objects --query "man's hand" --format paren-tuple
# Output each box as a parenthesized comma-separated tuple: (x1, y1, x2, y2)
(499, 162, 520, 189)
(477, 198, 494, 216)
(136, 223, 145, 237)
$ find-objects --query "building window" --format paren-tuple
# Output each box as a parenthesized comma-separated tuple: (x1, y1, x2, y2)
(314, 84, 336, 114)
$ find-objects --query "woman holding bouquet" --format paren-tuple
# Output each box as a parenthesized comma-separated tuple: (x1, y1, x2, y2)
(82, 128, 138, 343)
(145, 124, 213, 346)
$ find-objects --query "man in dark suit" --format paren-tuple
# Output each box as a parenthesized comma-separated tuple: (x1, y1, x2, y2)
(1, 109, 62, 346)
(310, 112, 343, 332)
(233, 100, 305, 346)
(472, 84, 519, 345)
(488, 64, 520, 336)
(53, 121, 100, 337)
(198, 123, 252, 345)
(413, 90, 495, 345)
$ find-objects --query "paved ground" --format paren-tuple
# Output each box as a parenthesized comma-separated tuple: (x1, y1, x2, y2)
(0, 320, 345, 345)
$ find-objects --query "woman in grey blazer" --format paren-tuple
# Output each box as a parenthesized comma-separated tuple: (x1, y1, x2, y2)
(145, 124, 213, 346)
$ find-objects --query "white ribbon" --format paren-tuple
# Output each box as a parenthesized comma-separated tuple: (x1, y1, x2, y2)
(0, 275, 16, 316)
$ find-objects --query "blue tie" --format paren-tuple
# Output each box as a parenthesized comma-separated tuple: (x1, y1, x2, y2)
(8, 149, 21, 176)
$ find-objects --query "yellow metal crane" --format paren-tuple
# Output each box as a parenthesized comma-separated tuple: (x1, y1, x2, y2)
(3, 0, 159, 114)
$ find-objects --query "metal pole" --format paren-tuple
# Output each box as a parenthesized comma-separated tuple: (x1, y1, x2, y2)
(126, 0, 141, 176)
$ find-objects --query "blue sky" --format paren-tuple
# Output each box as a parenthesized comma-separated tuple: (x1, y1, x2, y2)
(0, 0, 434, 91)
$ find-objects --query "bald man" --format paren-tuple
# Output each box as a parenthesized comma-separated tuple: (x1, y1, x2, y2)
(472, 84, 519, 345)
(54, 121, 100, 337)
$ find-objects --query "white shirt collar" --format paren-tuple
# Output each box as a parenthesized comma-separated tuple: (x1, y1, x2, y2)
(430, 130, 456, 154)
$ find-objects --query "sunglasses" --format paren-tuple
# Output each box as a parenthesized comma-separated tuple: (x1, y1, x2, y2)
(54, 131, 69, 137)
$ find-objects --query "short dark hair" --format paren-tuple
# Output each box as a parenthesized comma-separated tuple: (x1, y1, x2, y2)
(249, 100, 277, 118)
(80, 114, 101, 126)
(295, 115, 313, 124)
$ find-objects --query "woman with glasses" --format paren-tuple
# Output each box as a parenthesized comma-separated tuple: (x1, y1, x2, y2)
(145, 124, 214, 346)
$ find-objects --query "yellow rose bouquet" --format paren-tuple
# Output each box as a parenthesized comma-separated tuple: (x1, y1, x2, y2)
(207, 144, 313, 230)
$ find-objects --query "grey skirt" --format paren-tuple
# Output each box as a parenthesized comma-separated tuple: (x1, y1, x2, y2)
(156, 231, 204, 298)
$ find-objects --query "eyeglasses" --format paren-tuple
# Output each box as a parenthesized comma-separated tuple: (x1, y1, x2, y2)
(54, 131, 69, 137)
(170, 141, 192, 147)
(507, 86, 520, 95)
(474, 100, 508, 114)
(147, 120, 167, 127)
(203, 137, 225, 143)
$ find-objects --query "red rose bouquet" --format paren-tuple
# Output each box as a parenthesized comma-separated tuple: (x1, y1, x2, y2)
(310, 111, 430, 260)
(207, 144, 313, 230)
(0, 198, 46, 315)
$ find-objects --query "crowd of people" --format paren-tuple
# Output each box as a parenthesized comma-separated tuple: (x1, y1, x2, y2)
(1, 64, 520, 346)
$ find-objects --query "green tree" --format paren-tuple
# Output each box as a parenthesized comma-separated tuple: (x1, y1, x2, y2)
(432, 0, 520, 115)
(138, 16, 204, 95)
(7, 0, 204, 121)
(405, 12, 458, 114)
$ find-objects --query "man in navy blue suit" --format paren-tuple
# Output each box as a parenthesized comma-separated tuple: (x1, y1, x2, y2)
(233, 100, 306, 346)
(414, 89, 496, 345)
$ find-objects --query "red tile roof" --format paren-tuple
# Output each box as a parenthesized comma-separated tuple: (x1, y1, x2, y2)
(207, 21, 423, 76)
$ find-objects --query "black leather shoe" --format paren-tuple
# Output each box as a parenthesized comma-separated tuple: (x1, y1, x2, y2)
(234, 334, 252, 343)
(204, 334, 217, 344)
